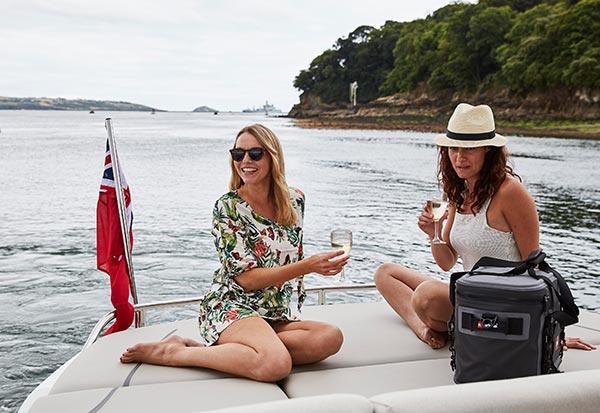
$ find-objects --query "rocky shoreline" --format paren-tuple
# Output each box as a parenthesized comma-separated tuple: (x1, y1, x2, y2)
(288, 89, 600, 140)
(291, 117, 600, 140)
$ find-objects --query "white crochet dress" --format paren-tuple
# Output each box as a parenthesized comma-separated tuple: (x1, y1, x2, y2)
(449, 198, 521, 271)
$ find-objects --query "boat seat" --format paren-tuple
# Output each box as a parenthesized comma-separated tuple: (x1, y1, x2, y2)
(279, 340, 600, 399)
(300, 302, 600, 371)
(282, 358, 454, 398)
(199, 369, 600, 413)
(370, 369, 600, 413)
(50, 319, 230, 395)
(294, 302, 449, 372)
(44, 300, 600, 412)
(30, 378, 287, 413)
(280, 303, 600, 398)
(49, 301, 448, 394)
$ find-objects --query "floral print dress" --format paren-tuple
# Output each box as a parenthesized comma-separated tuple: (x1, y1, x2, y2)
(198, 188, 306, 346)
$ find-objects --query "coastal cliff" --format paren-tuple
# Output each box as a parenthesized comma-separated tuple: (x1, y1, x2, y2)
(288, 88, 600, 139)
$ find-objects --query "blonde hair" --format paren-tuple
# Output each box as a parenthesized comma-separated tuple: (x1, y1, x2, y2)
(229, 124, 297, 226)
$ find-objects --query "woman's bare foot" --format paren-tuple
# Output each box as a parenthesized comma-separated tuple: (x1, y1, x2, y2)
(181, 337, 202, 347)
(163, 335, 201, 347)
(120, 335, 202, 365)
(416, 326, 447, 349)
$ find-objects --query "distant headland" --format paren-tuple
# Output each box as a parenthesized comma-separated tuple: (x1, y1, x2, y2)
(0, 96, 161, 112)
(193, 106, 218, 113)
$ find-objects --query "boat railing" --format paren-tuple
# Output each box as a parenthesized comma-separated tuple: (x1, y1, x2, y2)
(83, 283, 377, 350)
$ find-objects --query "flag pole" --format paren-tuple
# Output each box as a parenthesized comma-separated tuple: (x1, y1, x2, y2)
(104, 118, 140, 326)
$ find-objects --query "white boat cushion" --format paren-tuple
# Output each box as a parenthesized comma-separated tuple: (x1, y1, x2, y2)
(370, 369, 600, 413)
(50, 318, 230, 394)
(199, 393, 373, 413)
(49, 301, 600, 397)
(298, 301, 600, 372)
(283, 305, 600, 399)
(50, 302, 449, 394)
(282, 359, 454, 398)
(282, 347, 600, 399)
(294, 302, 450, 372)
(34, 378, 287, 413)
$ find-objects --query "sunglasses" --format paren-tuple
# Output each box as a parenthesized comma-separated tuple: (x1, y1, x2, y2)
(229, 147, 265, 162)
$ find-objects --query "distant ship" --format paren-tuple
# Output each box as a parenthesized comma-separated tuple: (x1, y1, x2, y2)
(242, 100, 282, 115)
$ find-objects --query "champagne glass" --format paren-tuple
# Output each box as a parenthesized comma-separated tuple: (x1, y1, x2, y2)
(330, 229, 352, 281)
(427, 198, 448, 244)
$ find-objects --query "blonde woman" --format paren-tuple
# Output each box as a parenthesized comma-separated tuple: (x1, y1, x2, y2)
(122, 124, 347, 381)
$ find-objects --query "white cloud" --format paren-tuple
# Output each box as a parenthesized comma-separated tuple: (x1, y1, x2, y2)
(0, 0, 475, 111)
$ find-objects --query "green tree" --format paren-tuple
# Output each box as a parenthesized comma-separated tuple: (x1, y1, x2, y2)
(497, 0, 600, 92)
(467, 6, 514, 84)
(381, 3, 469, 94)
(428, 4, 513, 91)
(556, 0, 600, 88)
(380, 20, 438, 93)
(295, 0, 600, 103)
(293, 49, 348, 103)
(294, 22, 403, 103)
(479, 0, 546, 12)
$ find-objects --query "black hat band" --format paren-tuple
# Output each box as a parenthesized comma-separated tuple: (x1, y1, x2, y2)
(446, 130, 496, 141)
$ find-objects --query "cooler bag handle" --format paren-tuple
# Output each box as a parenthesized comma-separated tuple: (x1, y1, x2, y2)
(528, 261, 579, 326)
(449, 271, 468, 307)
(471, 256, 522, 271)
(538, 260, 579, 318)
(469, 250, 545, 275)
(518, 249, 579, 325)
(506, 249, 546, 275)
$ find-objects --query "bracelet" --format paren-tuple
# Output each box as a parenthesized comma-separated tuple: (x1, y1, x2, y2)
(429, 238, 447, 246)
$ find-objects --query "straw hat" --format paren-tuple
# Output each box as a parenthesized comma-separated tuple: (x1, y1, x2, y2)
(434, 103, 507, 147)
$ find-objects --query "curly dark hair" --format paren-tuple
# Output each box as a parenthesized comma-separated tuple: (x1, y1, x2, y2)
(437, 146, 520, 214)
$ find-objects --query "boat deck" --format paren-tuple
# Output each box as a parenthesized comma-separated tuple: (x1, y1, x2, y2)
(26, 301, 600, 412)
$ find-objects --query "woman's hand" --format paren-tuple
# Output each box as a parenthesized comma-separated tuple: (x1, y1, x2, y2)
(565, 336, 597, 351)
(303, 249, 349, 277)
(418, 203, 448, 240)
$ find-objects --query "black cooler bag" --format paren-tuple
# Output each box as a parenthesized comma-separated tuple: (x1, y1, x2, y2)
(448, 249, 579, 383)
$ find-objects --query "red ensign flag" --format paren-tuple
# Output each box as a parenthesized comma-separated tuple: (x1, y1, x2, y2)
(96, 140, 134, 335)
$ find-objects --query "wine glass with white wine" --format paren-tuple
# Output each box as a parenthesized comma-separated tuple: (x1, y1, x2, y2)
(330, 229, 352, 281)
(427, 197, 448, 244)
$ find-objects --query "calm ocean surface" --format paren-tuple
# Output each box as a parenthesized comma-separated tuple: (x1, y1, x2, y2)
(1, 111, 599, 411)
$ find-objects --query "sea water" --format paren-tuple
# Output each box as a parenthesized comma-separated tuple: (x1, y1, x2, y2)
(1, 111, 599, 411)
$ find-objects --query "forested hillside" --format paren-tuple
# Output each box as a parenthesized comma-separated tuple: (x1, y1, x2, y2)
(293, 0, 599, 106)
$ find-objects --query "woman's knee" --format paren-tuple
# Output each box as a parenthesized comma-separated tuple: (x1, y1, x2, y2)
(412, 281, 451, 326)
(252, 348, 292, 382)
(374, 262, 404, 288)
(307, 324, 344, 360)
(320, 325, 344, 356)
(412, 281, 441, 318)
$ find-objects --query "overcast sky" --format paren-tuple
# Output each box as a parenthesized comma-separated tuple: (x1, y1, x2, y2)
(1, 0, 475, 112)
